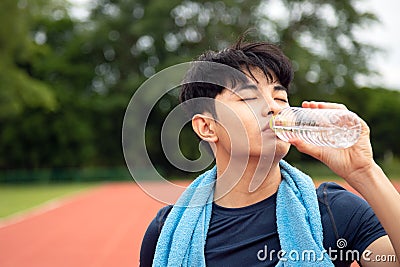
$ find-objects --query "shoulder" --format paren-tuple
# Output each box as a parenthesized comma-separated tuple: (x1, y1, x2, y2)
(317, 181, 360, 202)
(316, 181, 375, 225)
(146, 205, 173, 237)
(139, 205, 173, 267)
(155, 205, 173, 233)
(316, 181, 372, 213)
(316, 182, 386, 254)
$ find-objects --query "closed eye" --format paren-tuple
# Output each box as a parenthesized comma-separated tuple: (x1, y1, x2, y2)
(275, 98, 288, 103)
(240, 97, 258, 101)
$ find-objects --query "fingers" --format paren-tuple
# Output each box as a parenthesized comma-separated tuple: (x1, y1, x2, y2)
(302, 101, 348, 110)
(359, 118, 371, 137)
(288, 137, 322, 160)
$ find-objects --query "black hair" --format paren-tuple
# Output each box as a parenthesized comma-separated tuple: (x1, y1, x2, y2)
(179, 36, 294, 119)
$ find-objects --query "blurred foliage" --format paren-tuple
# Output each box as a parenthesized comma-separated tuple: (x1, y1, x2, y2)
(0, 0, 57, 118)
(0, 0, 399, 181)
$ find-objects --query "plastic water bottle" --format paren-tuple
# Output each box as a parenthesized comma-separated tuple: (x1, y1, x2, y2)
(269, 107, 362, 148)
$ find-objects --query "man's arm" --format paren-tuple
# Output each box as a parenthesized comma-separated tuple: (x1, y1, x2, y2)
(362, 235, 397, 266)
(352, 164, 399, 267)
(290, 101, 400, 266)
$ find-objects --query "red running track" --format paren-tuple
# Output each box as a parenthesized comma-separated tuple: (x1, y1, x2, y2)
(0, 181, 398, 267)
(0, 182, 171, 267)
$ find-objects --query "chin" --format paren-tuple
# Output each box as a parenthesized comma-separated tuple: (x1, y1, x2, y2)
(273, 141, 291, 158)
(250, 145, 288, 163)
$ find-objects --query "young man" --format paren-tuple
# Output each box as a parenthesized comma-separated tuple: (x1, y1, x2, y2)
(140, 40, 400, 266)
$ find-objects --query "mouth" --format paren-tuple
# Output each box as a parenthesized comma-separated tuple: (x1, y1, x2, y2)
(261, 117, 273, 132)
(261, 125, 275, 138)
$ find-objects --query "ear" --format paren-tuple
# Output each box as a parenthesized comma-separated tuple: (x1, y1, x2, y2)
(192, 114, 218, 143)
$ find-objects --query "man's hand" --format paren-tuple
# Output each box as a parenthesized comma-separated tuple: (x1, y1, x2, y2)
(288, 101, 375, 186)
(289, 101, 400, 266)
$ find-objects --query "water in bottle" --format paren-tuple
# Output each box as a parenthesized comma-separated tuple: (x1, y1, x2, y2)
(269, 107, 362, 148)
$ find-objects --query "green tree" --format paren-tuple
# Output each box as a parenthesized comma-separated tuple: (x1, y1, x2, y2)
(85, 0, 378, 173)
(1, 0, 397, 180)
(0, 0, 57, 119)
(357, 88, 400, 160)
(252, 0, 379, 104)
(0, 0, 98, 169)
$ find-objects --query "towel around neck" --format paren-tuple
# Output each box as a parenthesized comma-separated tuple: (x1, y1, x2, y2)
(152, 160, 333, 266)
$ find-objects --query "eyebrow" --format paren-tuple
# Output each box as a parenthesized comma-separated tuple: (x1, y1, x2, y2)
(273, 85, 288, 92)
(232, 83, 288, 93)
(232, 83, 258, 93)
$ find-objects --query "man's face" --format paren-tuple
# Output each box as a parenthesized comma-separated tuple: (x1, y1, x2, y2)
(213, 67, 291, 160)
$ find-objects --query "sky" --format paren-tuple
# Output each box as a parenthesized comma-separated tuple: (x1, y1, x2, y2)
(67, 0, 400, 90)
(353, 0, 400, 90)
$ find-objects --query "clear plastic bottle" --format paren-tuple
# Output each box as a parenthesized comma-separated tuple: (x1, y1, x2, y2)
(269, 107, 362, 148)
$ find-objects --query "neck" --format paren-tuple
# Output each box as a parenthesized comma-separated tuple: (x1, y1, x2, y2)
(214, 155, 282, 208)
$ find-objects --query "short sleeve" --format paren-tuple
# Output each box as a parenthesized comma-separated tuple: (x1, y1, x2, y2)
(139, 205, 173, 267)
(317, 182, 387, 254)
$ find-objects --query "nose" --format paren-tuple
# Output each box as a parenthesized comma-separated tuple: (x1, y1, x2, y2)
(261, 99, 283, 117)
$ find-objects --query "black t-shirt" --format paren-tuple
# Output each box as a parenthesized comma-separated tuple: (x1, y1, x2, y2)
(140, 182, 386, 266)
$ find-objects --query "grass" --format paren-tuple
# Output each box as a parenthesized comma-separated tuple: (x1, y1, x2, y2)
(0, 183, 98, 219)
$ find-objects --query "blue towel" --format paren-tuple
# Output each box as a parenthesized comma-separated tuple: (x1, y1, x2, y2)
(276, 160, 333, 266)
(152, 160, 333, 266)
